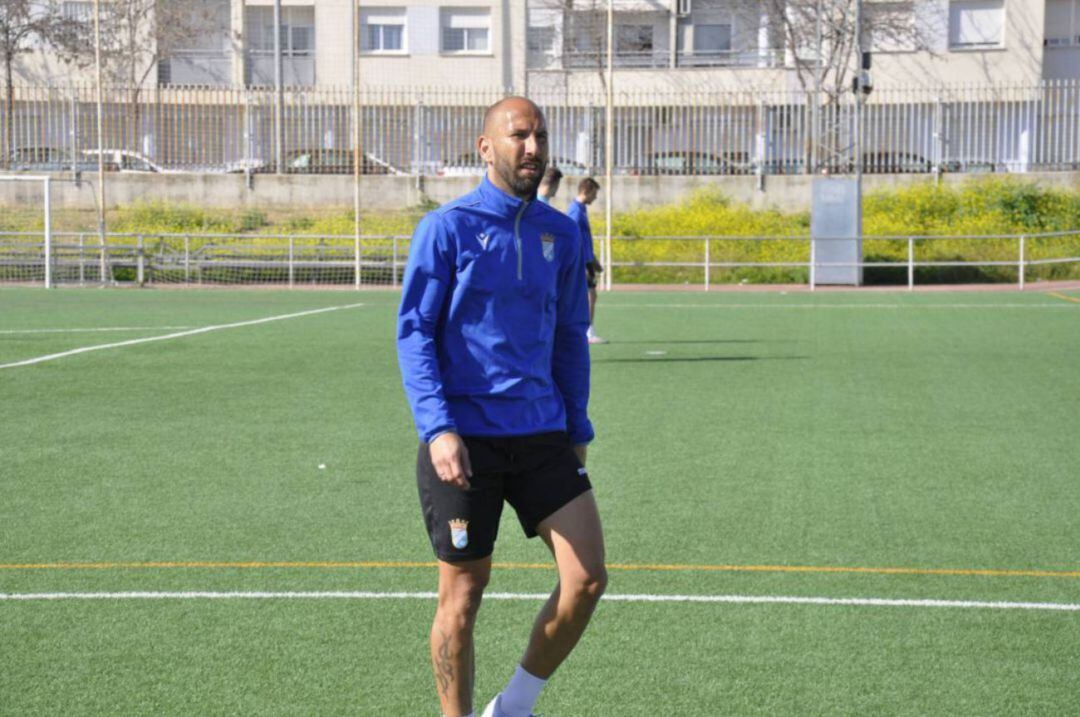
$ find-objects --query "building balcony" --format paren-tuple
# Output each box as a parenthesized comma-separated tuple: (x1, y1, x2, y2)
(244, 53, 316, 87)
(529, 48, 788, 72)
(676, 48, 785, 69)
(159, 50, 233, 86)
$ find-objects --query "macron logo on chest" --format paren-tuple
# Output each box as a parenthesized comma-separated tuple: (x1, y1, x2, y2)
(476, 232, 492, 251)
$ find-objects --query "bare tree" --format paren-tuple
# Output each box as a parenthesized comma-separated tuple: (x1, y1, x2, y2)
(0, 0, 82, 165)
(94, 0, 221, 153)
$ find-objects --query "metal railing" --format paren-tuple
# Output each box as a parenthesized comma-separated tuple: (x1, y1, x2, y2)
(2, 230, 1077, 291)
(0, 81, 1078, 176)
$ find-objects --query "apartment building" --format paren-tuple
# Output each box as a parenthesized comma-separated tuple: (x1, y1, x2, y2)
(14, 0, 1080, 90)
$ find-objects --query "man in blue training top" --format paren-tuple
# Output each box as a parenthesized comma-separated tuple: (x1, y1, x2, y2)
(566, 177, 605, 344)
(397, 96, 606, 717)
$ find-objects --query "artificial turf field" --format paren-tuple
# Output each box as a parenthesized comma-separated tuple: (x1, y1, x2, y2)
(1, 286, 1079, 716)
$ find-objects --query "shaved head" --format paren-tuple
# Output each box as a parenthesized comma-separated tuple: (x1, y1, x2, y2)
(478, 96, 549, 199)
(483, 96, 543, 137)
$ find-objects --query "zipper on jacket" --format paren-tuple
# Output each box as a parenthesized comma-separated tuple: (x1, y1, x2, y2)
(514, 200, 529, 280)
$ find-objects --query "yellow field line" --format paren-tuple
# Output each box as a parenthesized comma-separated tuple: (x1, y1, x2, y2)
(1047, 291, 1080, 304)
(0, 561, 1078, 579)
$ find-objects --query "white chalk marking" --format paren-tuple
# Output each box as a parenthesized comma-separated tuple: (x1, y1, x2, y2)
(605, 303, 1076, 310)
(0, 326, 194, 335)
(0, 303, 365, 370)
(1, 591, 1077, 612)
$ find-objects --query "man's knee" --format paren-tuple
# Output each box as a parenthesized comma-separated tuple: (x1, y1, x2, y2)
(565, 563, 607, 605)
(438, 566, 490, 623)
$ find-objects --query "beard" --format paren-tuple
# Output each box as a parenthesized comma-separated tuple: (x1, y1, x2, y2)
(493, 152, 546, 198)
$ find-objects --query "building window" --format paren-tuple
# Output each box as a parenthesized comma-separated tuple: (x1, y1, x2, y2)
(362, 8, 406, 53)
(949, 0, 1005, 49)
(615, 24, 654, 54)
(863, 3, 917, 52)
(441, 8, 490, 54)
(693, 24, 732, 54)
(246, 6, 315, 57)
(1045, 0, 1080, 46)
(62, 1, 92, 22)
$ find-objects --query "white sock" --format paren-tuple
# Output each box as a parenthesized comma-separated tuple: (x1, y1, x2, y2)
(499, 665, 547, 717)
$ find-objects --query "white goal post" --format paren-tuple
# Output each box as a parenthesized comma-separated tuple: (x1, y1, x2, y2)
(0, 175, 53, 288)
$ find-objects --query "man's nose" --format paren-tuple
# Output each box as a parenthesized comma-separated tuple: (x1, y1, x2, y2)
(524, 134, 540, 156)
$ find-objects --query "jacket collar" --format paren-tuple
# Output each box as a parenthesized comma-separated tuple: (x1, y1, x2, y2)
(478, 175, 534, 216)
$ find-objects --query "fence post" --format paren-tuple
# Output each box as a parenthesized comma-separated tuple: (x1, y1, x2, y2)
(184, 235, 190, 284)
(809, 237, 816, 291)
(908, 237, 914, 291)
(355, 235, 362, 290)
(78, 233, 85, 285)
(136, 234, 145, 286)
(704, 238, 710, 291)
(392, 235, 399, 287)
(43, 177, 52, 289)
(1019, 234, 1026, 291)
(288, 236, 295, 288)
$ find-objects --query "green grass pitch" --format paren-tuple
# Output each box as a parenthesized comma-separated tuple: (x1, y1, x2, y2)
(1, 286, 1079, 715)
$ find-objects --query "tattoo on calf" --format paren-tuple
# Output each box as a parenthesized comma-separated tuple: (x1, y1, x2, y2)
(435, 630, 454, 697)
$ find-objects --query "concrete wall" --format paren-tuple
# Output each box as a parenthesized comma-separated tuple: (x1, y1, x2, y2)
(4, 170, 1078, 216)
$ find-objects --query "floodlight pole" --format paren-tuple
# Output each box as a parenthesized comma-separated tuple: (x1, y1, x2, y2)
(274, 0, 284, 174)
(353, 1, 362, 289)
(603, 0, 613, 292)
(93, 0, 106, 259)
(854, 0, 867, 284)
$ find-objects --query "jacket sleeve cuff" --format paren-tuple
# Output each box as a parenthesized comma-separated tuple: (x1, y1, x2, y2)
(422, 424, 457, 444)
(568, 422, 595, 446)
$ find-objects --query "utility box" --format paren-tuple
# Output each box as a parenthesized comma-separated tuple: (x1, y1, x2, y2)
(811, 178, 862, 286)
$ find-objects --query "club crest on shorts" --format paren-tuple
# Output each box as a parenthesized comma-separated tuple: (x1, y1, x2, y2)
(541, 233, 556, 262)
(449, 519, 469, 549)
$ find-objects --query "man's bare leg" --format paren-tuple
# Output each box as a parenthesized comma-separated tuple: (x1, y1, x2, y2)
(432, 557, 491, 717)
(588, 287, 597, 327)
(520, 489, 607, 678)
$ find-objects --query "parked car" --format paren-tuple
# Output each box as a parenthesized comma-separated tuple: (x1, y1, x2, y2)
(10, 146, 96, 172)
(281, 149, 405, 175)
(438, 155, 591, 177)
(940, 159, 998, 173)
(438, 152, 484, 177)
(861, 151, 932, 174)
(81, 149, 177, 173)
(644, 151, 729, 175)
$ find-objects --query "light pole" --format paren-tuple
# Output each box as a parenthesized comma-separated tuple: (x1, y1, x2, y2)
(603, 0, 613, 291)
(273, 0, 283, 174)
(353, 1, 362, 289)
(93, 0, 105, 263)
(853, 0, 872, 284)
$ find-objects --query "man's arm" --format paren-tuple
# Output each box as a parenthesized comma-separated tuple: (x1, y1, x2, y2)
(552, 224, 594, 448)
(397, 214, 475, 488)
(397, 213, 458, 443)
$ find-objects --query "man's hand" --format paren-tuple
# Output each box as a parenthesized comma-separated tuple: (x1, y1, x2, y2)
(574, 444, 587, 467)
(429, 432, 472, 490)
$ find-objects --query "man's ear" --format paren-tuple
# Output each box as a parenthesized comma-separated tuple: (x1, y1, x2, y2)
(477, 136, 492, 164)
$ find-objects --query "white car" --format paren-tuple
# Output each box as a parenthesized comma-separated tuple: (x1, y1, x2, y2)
(80, 149, 179, 174)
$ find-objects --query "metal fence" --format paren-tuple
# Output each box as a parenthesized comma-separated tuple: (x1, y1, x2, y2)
(1, 81, 1079, 176)
(3, 230, 1077, 290)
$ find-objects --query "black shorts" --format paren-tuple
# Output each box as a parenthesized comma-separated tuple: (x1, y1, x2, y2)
(417, 431, 592, 562)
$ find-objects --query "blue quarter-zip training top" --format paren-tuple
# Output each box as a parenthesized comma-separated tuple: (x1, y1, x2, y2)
(397, 176, 594, 445)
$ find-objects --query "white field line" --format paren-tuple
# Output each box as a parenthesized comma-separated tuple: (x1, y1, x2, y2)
(0, 303, 365, 370)
(1, 591, 1078, 612)
(0, 326, 194, 335)
(603, 303, 1078, 310)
